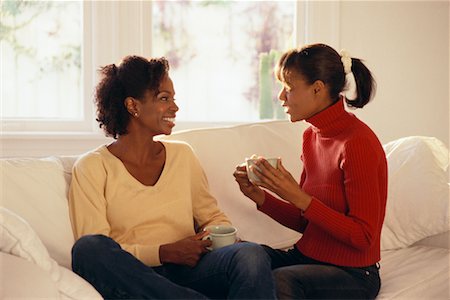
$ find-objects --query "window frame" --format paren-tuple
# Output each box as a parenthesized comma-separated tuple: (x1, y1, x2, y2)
(1, 1, 95, 133)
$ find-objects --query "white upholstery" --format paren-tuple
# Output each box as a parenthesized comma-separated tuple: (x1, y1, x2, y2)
(0, 157, 74, 268)
(0, 207, 102, 299)
(0, 120, 449, 299)
(1, 252, 60, 299)
(381, 136, 450, 250)
(378, 246, 450, 299)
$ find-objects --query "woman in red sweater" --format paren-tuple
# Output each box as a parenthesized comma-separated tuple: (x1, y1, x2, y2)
(234, 43, 387, 299)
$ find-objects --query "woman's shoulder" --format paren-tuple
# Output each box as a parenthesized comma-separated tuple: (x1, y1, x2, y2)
(161, 140, 195, 154)
(352, 118, 382, 143)
(73, 145, 109, 169)
(344, 124, 384, 156)
(302, 124, 313, 136)
(161, 140, 201, 168)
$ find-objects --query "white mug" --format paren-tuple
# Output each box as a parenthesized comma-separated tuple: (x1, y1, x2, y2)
(245, 157, 279, 183)
(203, 225, 237, 250)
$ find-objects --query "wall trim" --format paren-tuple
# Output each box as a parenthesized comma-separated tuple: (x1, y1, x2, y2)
(299, 0, 341, 49)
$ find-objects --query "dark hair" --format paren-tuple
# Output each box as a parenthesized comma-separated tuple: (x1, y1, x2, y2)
(95, 55, 169, 138)
(275, 43, 376, 108)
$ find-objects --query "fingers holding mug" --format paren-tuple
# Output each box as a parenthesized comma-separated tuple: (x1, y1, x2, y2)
(203, 225, 238, 250)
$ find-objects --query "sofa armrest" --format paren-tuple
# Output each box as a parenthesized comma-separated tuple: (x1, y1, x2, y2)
(0, 252, 60, 298)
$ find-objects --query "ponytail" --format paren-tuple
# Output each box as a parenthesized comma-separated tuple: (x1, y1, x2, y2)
(345, 58, 376, 108)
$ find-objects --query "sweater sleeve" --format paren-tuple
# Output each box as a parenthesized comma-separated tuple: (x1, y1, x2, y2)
(68, 153, 111, 240)
(187, 146, 231, 229)
(303, 137, 386, 250)
(68, 152, 162, 267)
(258, 191, 308, 233)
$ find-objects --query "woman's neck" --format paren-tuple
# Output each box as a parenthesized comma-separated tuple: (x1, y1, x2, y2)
(109, 133, 163, 165)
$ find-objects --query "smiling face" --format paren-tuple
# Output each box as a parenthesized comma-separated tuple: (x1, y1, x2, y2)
(278, 71, 332, 122)
(130, 74, 179, 136)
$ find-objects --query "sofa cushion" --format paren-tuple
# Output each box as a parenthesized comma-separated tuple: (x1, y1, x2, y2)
(412, 231, 450, 249)
(161, 120, 307, 249)
(378, 245, 450, 299)
(0, 208, 103, 299)
(0, 252, 60, 299)
(0, 207, 60, 279)
(0, 157, 74, 268)
(164, 124, 450, 251)
(381, 136, 450, 250)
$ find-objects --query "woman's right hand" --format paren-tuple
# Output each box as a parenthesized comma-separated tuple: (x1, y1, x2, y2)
(233, 163, 265, 206)
(159, 231, 211, 267)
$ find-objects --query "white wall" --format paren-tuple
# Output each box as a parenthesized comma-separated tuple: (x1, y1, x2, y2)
(338, 1, 449, 146)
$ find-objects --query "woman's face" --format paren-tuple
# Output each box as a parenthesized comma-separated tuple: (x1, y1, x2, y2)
(278, 72, 330, 122)
(136, 75, 178, 136)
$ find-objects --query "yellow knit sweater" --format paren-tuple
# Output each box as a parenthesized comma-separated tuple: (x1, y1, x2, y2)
(68, 141, 230, 266)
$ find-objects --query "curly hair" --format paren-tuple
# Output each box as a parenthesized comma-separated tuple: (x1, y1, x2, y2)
(95, 56, 169, 138)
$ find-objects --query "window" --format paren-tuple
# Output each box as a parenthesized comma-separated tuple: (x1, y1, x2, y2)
(1, 1, 86, 131)
(1, 1, 306, 134)
(152, 1, 294, 123)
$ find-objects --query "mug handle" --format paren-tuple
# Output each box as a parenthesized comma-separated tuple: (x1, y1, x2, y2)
(202, 234, 213, 251)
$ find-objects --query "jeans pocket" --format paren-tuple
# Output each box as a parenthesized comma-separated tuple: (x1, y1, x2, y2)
(344, 266, 381, 299)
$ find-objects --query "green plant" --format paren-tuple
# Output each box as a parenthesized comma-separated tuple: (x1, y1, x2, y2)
(259, 49, 285, 120)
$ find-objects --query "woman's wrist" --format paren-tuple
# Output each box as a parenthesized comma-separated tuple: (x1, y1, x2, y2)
(159, 244, 172, 264)
(301, 195, 313, 211)
(252, 190, 266, 207)
(290, 192, 312, 211)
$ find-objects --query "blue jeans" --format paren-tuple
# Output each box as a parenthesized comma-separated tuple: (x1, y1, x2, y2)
(262, 245, 381, 299)
(71, 234, 276, 299)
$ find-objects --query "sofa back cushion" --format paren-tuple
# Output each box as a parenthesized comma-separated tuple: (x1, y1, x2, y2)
(381, 136, 449, 250)
(163, 123, 450, 250)
(2, 121, 448, 269)
(160, 120, 307, 249)
(0, 157, 75, 268)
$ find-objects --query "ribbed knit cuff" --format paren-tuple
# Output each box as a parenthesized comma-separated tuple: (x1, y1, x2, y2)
(303, 197, 324, 222)
(258, 191, 278, 213)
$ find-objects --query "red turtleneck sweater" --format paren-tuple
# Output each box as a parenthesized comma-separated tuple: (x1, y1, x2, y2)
(259, 99, 387, 267)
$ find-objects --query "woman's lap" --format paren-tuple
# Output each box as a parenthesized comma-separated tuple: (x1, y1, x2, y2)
(72, 235, 275, 299)
(262, 245, 380, 299)
(159, 242, 276, 299)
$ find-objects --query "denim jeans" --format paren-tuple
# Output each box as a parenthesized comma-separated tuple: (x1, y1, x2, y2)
(262, 245, 381, 299)
(71, 234, 276, 299)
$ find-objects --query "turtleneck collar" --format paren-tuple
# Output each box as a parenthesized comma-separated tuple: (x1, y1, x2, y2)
(305, 98, 354, 137)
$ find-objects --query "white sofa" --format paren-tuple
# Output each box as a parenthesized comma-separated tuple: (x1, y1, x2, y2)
(1, 120, 449, 299)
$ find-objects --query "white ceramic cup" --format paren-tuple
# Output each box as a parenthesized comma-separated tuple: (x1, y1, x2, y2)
(203, 225, 237, 250)
(245, 157, 279, 183)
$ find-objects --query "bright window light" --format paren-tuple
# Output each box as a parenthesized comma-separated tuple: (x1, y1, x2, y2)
(1, 1, 82, 120)
(151, 1, 295, 122)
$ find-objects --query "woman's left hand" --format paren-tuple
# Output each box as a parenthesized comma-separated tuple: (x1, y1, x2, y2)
(251, 158, 312, 211)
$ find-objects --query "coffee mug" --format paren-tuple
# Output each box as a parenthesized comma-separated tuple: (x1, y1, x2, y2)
(246, 157, 279, 183)
(203, 225, 237, 250)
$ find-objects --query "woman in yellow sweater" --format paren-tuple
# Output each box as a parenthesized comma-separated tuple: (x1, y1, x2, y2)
(68, 55, 276, 299)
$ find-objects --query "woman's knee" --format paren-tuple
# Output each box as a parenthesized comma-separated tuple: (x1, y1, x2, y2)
(231, 242, 272, 271)
(273, 267, 306, 299)
(72, 234, 117, 262)
(273, 267, 296, 285)
(234, 242, 268, 258)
